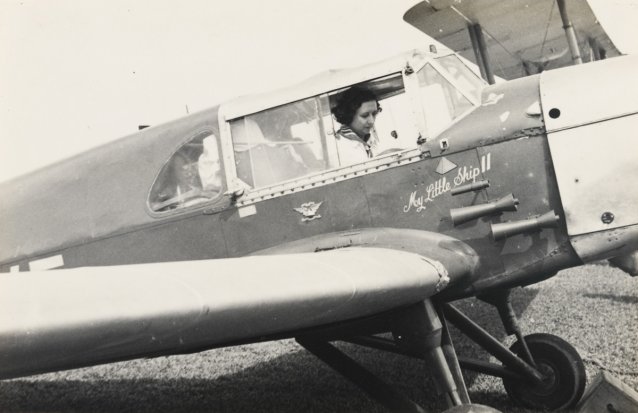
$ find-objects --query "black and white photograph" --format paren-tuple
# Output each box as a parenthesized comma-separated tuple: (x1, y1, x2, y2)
(1, 1, 637, 411)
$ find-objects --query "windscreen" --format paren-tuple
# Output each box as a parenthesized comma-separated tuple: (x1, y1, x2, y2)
(417, 62, 476, 137)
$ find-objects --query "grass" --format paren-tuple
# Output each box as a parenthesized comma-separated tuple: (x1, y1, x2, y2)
(0, 264, 636, 412)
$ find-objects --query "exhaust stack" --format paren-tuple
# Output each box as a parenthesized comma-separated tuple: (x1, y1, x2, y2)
(450, 194, 519, 226)
(491, 210, 560, 241)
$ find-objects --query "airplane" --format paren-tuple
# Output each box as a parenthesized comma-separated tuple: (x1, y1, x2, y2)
(1, 4, 637, 413)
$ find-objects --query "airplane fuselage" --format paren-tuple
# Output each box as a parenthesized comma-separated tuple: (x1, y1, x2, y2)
(1, 51, 637, 300)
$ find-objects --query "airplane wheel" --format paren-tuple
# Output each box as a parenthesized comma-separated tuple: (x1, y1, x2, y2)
(503, 333, 586, 411)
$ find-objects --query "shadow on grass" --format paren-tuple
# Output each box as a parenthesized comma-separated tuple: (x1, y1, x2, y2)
(582, 293, 638, 305)
(0, 288, 540, 413)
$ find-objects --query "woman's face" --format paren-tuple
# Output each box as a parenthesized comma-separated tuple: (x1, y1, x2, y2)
(349, 100, 379, 139)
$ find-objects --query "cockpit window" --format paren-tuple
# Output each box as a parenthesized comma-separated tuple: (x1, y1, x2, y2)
(149, 131, 222, 212)
(435, 55, 484, 102)
(230, 97, 328, 189)
(229, 75, 425, 191)
(418, 63, 475, 137)
(329, 75, 418, 163)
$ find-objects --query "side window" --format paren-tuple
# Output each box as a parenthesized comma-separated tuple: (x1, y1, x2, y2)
(417, 63, 475, 137)
(435, 55, 484, 103)
(329, 75, 419, 165)
(149, 131, 223, 212)
(230, 97, 329, 189)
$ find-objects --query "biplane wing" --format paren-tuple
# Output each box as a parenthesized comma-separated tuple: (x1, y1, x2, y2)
(0, 243, 476, 380)
(404, 0, 621, 81)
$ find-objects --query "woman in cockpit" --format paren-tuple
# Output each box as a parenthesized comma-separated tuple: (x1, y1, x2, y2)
(332, 85, 381, 165)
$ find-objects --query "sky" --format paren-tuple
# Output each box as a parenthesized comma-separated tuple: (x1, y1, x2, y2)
(1, 0, 637, 183)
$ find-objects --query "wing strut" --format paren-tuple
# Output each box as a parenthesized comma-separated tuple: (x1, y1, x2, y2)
(557, 0, 583, 65)
(468, 23, 495, 85)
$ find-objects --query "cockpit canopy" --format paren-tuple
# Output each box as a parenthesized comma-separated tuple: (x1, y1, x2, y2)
(148, 51, 485, 213)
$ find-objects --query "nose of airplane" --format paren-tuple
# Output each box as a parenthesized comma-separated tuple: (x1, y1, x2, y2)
(540, 54, 638, 262)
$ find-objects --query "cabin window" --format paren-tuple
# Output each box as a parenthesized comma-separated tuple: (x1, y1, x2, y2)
(417, 63, 475, 137)
(148, 131, 223, 212)
(230, 97, 329, 189)
(229, 76, 423, 191)
(329, 75, 419, 164)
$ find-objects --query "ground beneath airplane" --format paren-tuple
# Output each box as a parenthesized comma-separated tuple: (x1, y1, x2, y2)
(1, 264, 635, 413)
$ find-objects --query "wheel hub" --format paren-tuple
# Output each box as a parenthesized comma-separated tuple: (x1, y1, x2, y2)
(534, 361, 558, 394)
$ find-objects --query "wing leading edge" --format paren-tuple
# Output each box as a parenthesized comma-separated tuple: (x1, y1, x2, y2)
(0, 247, 463, 380)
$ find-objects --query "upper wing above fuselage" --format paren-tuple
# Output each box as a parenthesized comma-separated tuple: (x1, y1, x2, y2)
(404, 0, 621, 81)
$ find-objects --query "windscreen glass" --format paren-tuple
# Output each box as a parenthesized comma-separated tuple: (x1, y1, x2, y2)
(230, 97, 329, 189)
(417, 63, 475, 137)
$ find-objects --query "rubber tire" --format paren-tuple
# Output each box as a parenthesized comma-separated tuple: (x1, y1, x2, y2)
(503, 333, 586, 411)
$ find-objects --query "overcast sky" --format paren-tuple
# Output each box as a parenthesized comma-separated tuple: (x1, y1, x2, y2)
(1, 0, 637, 183)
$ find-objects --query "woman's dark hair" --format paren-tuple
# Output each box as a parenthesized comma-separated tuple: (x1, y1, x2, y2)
(333, 85, 381, 125)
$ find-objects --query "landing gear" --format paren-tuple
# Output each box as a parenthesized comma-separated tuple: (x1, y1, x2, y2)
(296, 299, 480, 412)
(503, 333, 586, 411)
(295, 289, 587, 412)
(442, 290, 587, 411)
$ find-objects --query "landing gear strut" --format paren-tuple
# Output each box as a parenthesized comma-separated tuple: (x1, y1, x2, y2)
(442, 289, 586, 411)
(296, 289, 586, 411)
(296, 299, 498, 412)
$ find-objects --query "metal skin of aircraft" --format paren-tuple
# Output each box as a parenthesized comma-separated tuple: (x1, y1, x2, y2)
(1, 43, 637, 412)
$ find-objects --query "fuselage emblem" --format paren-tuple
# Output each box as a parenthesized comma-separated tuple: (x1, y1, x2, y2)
(294, 202, 323, 222)
(435, 157, 458, 175)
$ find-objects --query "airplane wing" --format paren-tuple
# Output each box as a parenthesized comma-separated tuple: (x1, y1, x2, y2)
(0, 246, 472, 380)
(404, 0, 621, 80)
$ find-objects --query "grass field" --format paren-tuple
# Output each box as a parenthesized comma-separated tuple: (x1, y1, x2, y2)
(1, 264, 636, 412)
